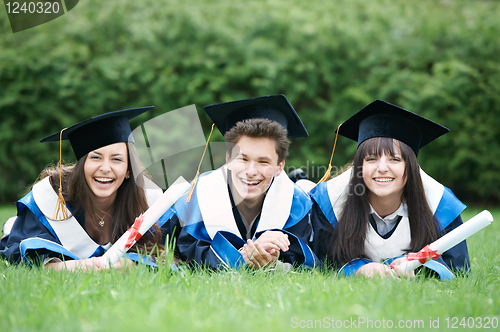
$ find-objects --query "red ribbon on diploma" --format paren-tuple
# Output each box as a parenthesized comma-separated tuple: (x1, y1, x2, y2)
(125, 214, 144, 250)
(406, 245, 441, 264)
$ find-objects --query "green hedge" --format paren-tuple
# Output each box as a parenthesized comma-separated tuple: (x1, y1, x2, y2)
(1, 0, 499, 204)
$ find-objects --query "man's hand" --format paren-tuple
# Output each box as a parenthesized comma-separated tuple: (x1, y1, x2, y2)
(254, 230, 290, 252)
(240, 239, 280, 270)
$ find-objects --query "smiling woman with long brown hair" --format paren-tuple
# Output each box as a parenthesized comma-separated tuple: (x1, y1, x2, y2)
(0, 107, 165, 271)
(308, 100, 470, 280)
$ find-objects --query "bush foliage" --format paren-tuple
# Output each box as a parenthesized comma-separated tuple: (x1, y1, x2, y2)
(1, 0, 499, 204)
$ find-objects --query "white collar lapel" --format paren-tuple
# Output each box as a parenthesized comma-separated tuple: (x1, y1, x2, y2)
(32, 177, 100, 259)
(255, 171, 294, 235)
(197, 166, 240, 239)
(419, 167, 444, 214)
(326, 167, 352, 218)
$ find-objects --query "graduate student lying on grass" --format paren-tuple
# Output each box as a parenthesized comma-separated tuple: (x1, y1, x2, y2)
(304, 100, 469, 280)
(158, 95, 318, 270)
(0, 108, 167, 271)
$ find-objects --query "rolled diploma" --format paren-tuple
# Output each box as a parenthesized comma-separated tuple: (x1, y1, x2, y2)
(399, 210, 493, 272)
(102, 176, 190, 264)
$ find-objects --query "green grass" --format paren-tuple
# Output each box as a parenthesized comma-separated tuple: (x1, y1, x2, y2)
(1, 206, 499, 331)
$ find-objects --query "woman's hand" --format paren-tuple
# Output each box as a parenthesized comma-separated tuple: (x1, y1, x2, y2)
(46, 257, 100, 271)
(355, 262, 397, 278)
(46, 256, 133, 272)
(389, 257, 416, 279)
(356, 261, 415, 279)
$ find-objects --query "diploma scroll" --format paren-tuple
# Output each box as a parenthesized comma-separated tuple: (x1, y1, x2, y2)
(398, 210, 493, 273)
(102, 176, 190, 264)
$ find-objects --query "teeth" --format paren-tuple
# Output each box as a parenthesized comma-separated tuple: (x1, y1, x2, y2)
(374, 178, 394, 182)
(95, 177, 113, 183)
(241, 179, 260, 185)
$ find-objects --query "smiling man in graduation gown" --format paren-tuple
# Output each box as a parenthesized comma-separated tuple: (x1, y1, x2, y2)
(159, 95, 317, 269)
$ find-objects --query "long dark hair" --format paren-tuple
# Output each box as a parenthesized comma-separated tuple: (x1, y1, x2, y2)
(41, 143, 164, 258)
(328, 137, 440, 266)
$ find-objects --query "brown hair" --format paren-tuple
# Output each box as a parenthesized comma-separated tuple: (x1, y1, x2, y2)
(328, 137, 440, 266)
(224, 118, 290, 163)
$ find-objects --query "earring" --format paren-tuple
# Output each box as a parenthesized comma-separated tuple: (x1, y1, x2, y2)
(126, 174, 130, 179)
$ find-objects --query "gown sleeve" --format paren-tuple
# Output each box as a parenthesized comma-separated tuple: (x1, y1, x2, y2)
(176, 227, 229, 269)
(439, 215, 470, 272)
(158, 213, 186, 259)
(308, 201, 335, 265)
(0, 207, 60, 265)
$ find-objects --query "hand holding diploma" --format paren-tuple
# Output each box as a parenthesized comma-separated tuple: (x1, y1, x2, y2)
(393, 210, 493, 274)
(102, 176, 190, 264)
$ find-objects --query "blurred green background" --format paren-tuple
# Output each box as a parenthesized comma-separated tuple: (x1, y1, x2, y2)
(1, 0, 499, 206)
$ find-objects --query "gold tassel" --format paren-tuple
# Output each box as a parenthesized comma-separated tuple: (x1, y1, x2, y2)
(52, 128, 70, 221)
(186, 124, 215, 202)
(185, 175, 199, 203)
(310, 123, 342, 191)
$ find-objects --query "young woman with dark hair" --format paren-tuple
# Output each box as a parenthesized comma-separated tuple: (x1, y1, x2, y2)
(0, 107, 165, 271)
(308, 100, 469, 280)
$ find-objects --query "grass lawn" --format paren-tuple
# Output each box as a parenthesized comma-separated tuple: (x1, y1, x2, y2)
(0, 206, 499, 331)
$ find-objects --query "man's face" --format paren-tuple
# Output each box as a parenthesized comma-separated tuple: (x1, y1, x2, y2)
(226, 135, 284, 205)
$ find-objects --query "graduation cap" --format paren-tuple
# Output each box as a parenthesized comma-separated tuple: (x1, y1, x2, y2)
(203, 94, 308, 138)
(311, 99, 449, 190)
(337, 99, 449, 156)
(40, 106, 154, 160)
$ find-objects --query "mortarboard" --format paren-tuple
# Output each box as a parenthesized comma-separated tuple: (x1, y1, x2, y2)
(311, 99, 449, 190)
(337, 99, 449, 156)
(203, 94, 308, 138)
(40, 106, 154, 160)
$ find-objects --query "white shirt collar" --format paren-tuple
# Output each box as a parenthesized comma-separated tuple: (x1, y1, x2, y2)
(369, 202, 408, 236)
(240, 213, 259, 240)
